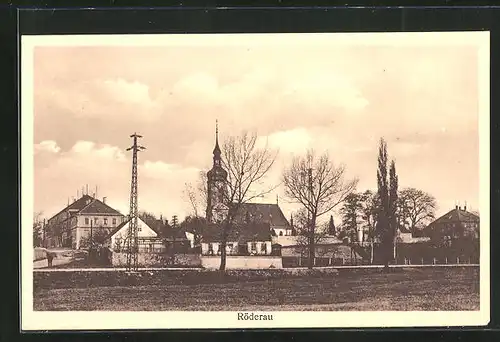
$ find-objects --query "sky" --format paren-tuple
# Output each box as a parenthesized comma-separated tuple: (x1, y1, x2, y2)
(30, 33, 483, 224)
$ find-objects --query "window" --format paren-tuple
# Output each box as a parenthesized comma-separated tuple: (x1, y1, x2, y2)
(84, 218, 89, 225)
(261, 243, 267, 253)
(279, 231, 283, 236)
(94, 218, 98, 225)
(208, 243, 214, 255)
(103, 218, 108, 225)
(112, 218, 117, 225)
(251, 242, 257, 251)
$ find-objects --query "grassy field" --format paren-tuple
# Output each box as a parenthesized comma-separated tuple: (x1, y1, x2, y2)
(33, 267, 479, 311)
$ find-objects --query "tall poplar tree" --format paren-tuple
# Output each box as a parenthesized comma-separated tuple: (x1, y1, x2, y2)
(376, 138, 399, 267)
(389, 160, 399, 263)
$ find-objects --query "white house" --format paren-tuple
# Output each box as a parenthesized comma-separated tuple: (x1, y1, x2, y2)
(200, 222, 274, 256)
(105, 217, 165, 253)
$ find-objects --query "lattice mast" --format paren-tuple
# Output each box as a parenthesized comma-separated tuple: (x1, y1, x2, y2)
(126, 133, 146, 271)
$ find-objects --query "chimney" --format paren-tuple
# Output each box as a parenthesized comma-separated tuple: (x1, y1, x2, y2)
(464, 201, 467, 211)
(103, 197, 107, 204)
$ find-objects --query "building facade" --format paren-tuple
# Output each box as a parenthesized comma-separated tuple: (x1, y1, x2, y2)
(200, 222, 273, 256)
(45, 194, 125, 249)
(424, 205, 480, 245)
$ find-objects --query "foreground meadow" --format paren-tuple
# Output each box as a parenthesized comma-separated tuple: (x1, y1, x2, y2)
(33, 266, 479, 311)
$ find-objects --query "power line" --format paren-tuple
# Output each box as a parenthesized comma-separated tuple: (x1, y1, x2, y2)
(126, 133, 146, 272)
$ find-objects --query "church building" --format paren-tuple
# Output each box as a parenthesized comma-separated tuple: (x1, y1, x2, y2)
(202, 121, 294, 254)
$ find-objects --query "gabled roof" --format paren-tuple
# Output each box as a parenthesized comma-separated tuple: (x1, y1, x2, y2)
(141, 217, 187, 240)
(48, 194, 123, 221)
(48, 195, 95, 220)
(234, 203, 290, 228)
(104, 220, 129, 240)
(105, 217, 188, 241)
(428, 207, 480, 227)
(79, 199, 123, 216)
(202, 222, 274, 243)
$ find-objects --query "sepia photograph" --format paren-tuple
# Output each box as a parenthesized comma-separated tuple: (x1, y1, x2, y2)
(21, 32, 490, 330)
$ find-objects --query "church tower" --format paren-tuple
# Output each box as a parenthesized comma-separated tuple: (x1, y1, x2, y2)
(206, 120, 228, 223)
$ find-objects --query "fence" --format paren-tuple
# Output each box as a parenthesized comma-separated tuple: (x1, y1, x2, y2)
(282, 256, 370, 268)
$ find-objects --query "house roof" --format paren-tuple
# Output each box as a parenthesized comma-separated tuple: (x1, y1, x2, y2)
(428, 207, 480, 228)
(104, 220, 129, 240)
(141, 217, 188, 240)
(79, 199, 123, 216)
(234, 203, 290, 228)
(48, 195, 123, 221)
(202, 222, 274, 243)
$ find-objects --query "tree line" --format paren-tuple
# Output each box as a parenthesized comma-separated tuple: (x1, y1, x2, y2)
(34, 130, 439, 272)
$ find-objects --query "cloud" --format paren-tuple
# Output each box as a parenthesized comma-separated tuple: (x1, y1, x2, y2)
(35, 140, 60, 154)
(263, 128, 313, 156)
(142, 160, 200, 180)
(36, 78, 160, 123)
(282, 72, 369, 113)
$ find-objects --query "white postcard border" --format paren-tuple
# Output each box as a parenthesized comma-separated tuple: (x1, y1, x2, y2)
(21, 32, 491, 330)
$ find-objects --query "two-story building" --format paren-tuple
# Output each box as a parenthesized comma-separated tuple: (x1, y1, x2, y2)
(424, 205, 480, 245)
(45, 194, 125, 249)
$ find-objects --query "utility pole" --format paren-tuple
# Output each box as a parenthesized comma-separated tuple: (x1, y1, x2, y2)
(126, 133, 146, 272)
(90, 219, 93, 249)
(171, 215, 179, 265)
(42, 219, 46, 248)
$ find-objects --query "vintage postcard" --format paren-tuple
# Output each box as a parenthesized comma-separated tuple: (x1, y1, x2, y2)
(21, 32, 490, 330)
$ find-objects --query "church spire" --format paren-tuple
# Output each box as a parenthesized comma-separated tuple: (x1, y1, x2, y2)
(213, 119, 221, 157)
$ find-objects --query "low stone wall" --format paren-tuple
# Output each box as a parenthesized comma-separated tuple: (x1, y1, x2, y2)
(111, 252, 201, 267)
(201, 256, 283, 269)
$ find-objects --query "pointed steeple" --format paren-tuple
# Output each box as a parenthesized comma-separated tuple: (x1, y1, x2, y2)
(213, 119, 221, 157)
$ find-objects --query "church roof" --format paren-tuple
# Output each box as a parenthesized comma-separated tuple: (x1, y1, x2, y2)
(201, 222, 274, 243)
(235, 203, 291, 228)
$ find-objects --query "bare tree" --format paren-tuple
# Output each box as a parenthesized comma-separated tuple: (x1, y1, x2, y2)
(359, 190, 379, 264)
(33, 211, 44, 247)
(292, 207, 329, 257)
(183, 171, 208, 218)
(215, 131, 279, 270)
(398, 187, 437, 235)
(282, 150, 358, 269)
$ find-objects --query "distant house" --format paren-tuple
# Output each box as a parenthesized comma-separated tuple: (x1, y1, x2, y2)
(105, 217, 164, 253)
(201, 222, 274, 256)
(45, 194, 125, 249)
(424, 205, 480, 245)
(105, 217, 189, 253)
